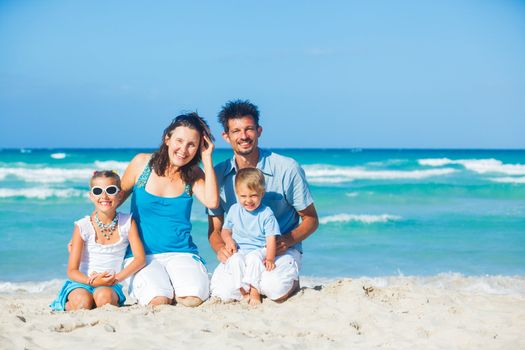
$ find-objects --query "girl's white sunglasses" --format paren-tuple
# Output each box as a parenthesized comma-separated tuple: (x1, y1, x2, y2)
(91, 185, 120, 196)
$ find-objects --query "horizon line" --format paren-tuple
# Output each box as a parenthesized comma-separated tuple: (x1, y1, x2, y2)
(1, 147, 525, 151)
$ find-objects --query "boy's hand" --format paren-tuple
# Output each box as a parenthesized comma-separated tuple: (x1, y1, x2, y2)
(264, 258, 275, 271)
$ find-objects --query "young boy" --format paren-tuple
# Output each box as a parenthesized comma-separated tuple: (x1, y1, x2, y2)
(218, 167, 280, 305)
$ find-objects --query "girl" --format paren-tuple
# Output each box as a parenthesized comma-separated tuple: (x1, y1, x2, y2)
(51, 170, 146, 311)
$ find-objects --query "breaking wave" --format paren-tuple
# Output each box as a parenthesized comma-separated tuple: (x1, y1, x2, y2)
(319, 214, 402, 225)
(304, 164, 456, 183)
(418, 158, 525, 175)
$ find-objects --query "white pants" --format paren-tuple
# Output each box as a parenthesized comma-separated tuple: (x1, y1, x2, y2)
(125, 253, 210, 305)
(210, 248, 301, 301)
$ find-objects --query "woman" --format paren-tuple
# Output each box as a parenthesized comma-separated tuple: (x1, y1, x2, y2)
(120, 112, 218, 307)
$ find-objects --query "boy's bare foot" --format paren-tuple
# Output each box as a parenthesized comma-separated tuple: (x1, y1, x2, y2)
(248, 298, 262, 306)
(248, 287, 262, 306)
(240, 288, 250, 303)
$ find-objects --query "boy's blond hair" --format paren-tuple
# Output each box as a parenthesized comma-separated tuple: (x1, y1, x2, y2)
(235, 168, 265, 194)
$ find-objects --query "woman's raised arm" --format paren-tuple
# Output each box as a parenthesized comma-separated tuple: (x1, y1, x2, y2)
(192, 135, 219, 209)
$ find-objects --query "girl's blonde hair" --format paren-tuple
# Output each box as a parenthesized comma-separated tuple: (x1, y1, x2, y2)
(90, 170, 121, 188)
(235, 168, 265, 194)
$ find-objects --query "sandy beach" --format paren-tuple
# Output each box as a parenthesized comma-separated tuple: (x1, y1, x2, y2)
(1, 275, 524, 349)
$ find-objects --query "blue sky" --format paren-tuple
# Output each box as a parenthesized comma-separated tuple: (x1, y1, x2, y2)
(1, 0, 524, 149)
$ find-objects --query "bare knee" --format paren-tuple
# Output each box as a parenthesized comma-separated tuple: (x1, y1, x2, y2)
(149, 296, 173, 306)
(93, 288, 118, 307)
(66, 289, 94, 311)
(175, 296, 203, 307)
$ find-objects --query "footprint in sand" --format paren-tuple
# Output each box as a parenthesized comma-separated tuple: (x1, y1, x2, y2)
(51, 320, 99, 333)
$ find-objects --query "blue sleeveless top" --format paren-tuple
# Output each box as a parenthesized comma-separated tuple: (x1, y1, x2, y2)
(125, 164, 198, 258)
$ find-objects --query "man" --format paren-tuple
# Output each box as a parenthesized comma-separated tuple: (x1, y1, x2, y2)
(208, 99, 319, 302)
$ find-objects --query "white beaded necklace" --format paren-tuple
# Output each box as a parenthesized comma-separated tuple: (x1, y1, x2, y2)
(94, 212, 118, 240)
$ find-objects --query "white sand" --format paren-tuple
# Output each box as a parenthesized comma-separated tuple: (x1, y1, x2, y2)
(1, 276, 524, 349)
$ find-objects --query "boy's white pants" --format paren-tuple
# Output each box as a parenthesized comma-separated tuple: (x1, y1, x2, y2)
(210, 248, 301, 301)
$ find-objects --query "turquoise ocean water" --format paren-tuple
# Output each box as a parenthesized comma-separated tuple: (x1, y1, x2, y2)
(1, 148, 524, 292)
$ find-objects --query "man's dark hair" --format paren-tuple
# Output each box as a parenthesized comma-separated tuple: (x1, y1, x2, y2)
(217, 99, 260, 132)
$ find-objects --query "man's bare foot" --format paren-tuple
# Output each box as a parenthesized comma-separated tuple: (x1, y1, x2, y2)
(149, 296, 173, 306)
(175, 296, 204, 307)
(248, 287, 262, 306)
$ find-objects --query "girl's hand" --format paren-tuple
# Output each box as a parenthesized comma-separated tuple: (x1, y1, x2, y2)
(264, 258, 275, 271)
(101, 273, 116, 286)
(88, 271, 101, 286)
(200, 135, 214, 160)
(91, 271, 116, 287)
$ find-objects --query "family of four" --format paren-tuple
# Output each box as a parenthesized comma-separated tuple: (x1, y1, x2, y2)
(51, 100, 319, 311)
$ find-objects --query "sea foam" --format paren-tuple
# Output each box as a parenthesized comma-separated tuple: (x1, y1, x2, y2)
(304, 274, 525, 295)
(0, 167, 92, 183)
(304, 164, 456, 183)
(93, 160, 129, 173)
(489, 176, 525, 184)
(0, 279, 63, 294)
(0, 160, 132, 184)
(50, 153, 66, 159)
(418, 158, 525, 175)
(319, 214, 402, 224)
(0, 188, 85, 199)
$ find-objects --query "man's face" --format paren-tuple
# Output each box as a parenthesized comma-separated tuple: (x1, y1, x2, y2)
(222, 115, 262, 156)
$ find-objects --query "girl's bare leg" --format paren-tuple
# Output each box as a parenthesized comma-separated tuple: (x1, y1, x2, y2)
(65, 288, 95, 311)
(93, 287, 119, 307)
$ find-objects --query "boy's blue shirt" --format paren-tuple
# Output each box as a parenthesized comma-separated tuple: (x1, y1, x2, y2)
(208, 148, 314, 252)
(224, 203, 281, 251)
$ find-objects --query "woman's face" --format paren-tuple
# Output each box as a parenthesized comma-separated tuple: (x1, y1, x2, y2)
(164, 126, 200, 168)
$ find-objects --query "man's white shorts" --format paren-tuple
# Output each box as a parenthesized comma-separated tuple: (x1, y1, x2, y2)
(210, 248, 301, 301)
(124, 252, 210, 305)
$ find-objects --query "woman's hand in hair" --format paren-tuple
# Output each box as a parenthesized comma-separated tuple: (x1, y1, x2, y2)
(201, 134, 215, 160)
